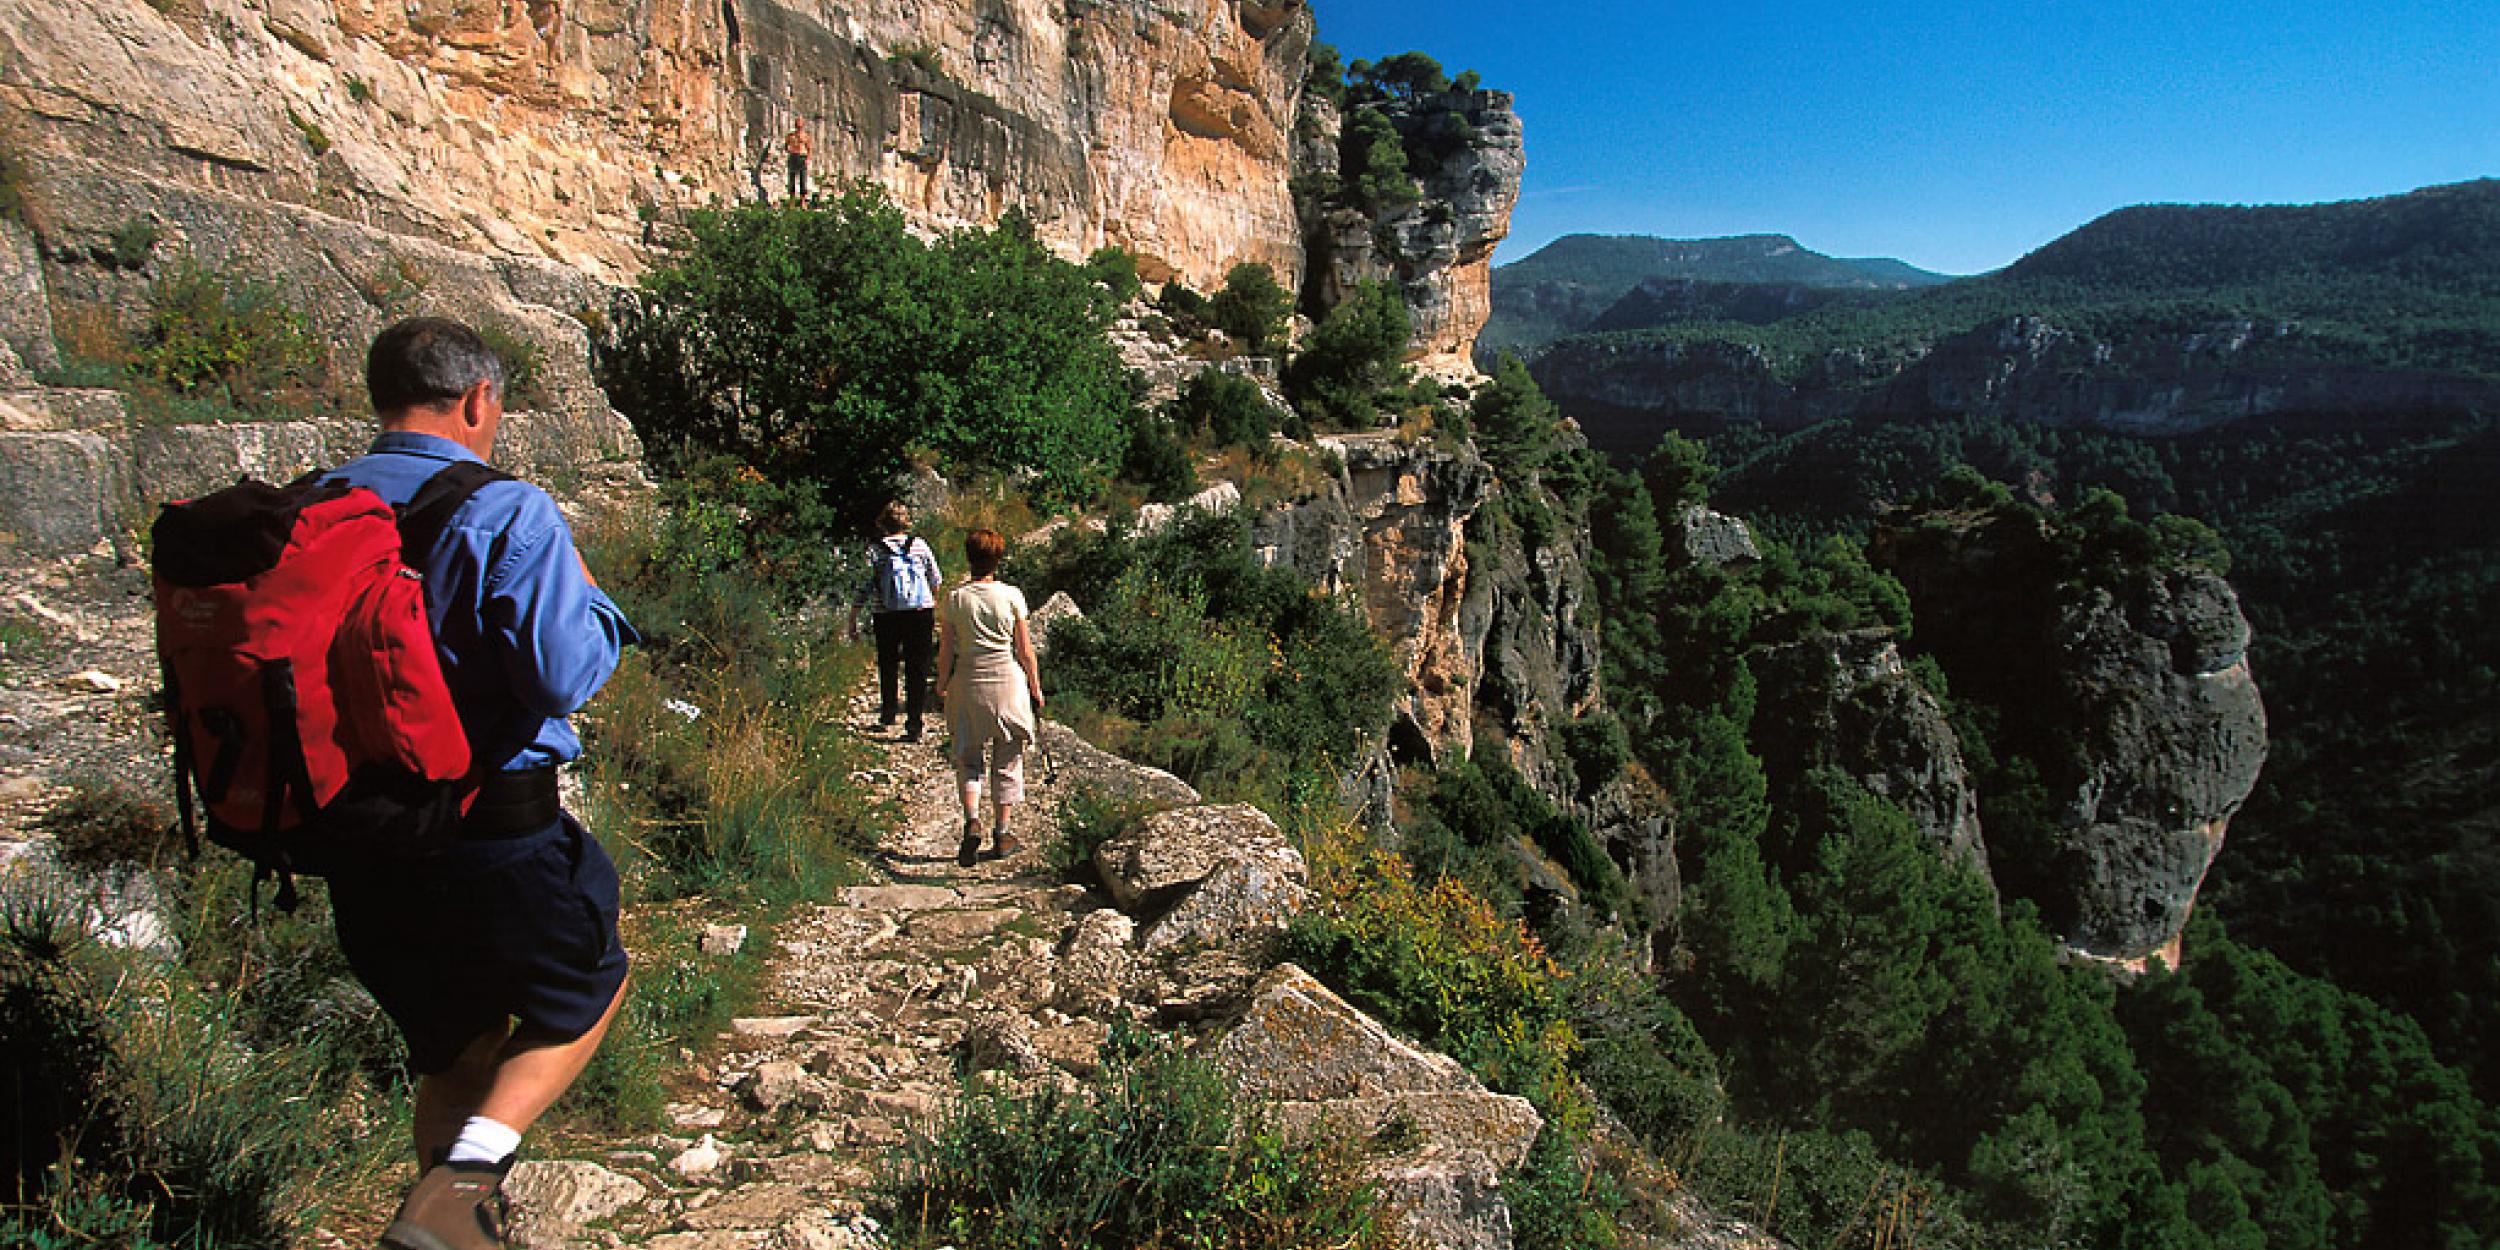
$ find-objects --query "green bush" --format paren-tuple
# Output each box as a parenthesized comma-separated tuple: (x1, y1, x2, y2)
(598, 187, 1129, 520)
(1119, 407, 1197, 502)
(1284, 280, 1410, 429)
(1, 857, 401, 1247)
(473, 321, 548, 410)
(1084, 245, 1142, 304)
(1155, 279, 1211, 331)
(1210, 262, 1292, 355)
(285, 107, 330, 156)
(131, 261, 322, 414)
(1175, 368, 1277, 450)
(872, 1022, 1400, 1250)
(1050, 782, 1158, 879)
(1033, 512, 1399, 805)
(106, 218, 158, 271)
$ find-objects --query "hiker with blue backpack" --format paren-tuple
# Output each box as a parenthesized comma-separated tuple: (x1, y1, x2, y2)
(855, 501, 943, 741)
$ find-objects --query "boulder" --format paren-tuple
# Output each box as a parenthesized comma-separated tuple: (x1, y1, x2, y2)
(1037, 720, 1198, 812)
(1139, 852, 1308, 952)
(1371, 1152, 1514, 1250)
(1051, 908, 1136, 1017)
(739, 1060, 819, 1114)
(505, 1160, 647, 1249)
(1675, 505, 1761, 566)
(0, 432, 123, 557)
(1027, 591, 1082, 657)
(1093, 803, 1297, 916)
(1208, 964, 1541, 1171)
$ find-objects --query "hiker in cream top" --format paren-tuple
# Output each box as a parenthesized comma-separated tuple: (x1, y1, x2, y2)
(935, 527, 1043, 867)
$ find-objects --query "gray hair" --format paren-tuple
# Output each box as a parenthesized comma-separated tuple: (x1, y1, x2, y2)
(366, 316, 507, 413)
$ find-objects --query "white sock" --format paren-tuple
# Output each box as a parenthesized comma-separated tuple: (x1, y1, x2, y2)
(446, 1115, 522, 1166)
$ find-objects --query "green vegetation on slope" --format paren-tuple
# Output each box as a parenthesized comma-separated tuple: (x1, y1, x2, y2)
(1579, 449, 2500, 1248)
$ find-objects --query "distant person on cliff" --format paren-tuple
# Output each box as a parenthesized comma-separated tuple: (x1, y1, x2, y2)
(785, 117, 811, 200)
(330, 319, 637, 1250)
(854, 501, 943, 741)
(934, 527, 1043, 867)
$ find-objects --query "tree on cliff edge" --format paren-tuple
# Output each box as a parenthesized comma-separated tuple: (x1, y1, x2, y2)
(597, 185, 1129, 530)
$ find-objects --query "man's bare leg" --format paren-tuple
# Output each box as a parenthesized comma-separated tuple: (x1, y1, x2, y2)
(411, 978, 629, 1165)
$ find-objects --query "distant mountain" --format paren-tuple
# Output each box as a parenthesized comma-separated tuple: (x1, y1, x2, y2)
(2003, 177, 2500, 291)
(1529, 178, 2500, 454)
(1480, 233, 1955, 362)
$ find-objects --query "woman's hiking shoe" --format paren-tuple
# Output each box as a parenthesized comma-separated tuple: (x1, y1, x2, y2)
(380, 1159, 510, 1250)
(990, 828, 1020, 859)
(957, 820, 982, 868)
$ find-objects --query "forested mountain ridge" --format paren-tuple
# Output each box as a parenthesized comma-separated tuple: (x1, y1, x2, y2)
(1481, 232, 1951, 361)
(1530, 178, 2500, 453)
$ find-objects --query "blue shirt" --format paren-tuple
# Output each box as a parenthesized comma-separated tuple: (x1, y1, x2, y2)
(325, 431, 638, 770)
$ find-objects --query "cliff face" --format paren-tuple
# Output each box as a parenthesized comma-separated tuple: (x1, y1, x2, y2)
(1531, 313, 2500, 451)
(1250, 429, 1603, 802)
(0, 0, 1316, 292)
(1299, 87, 1524, 372)
(1875, 509, 2267, 965)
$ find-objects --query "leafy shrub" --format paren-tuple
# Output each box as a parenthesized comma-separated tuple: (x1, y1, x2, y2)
(1284, 280, 1410, 429)
(1174, 368, 1278, 449)
(285, 107, 330, 156)
(1155, 279, 1211, 331)
(1048, 782, 1158, 879)
(872, 1022, 1400, 1250)
(1118, 407, 1197, 503)
(599, 187, 1129, 521)
(1033, 512, 1399, 804)
(1083, 245, 1142, 304)
(344, 75, 373, 104)
(473, 320, 548, 410)
(1209, 262, 1293, 355)
(130, 260, 322, 414)
(106, 218, 158, 271)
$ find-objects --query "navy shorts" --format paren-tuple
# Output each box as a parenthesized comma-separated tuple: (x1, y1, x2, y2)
(330, 813, 629, 1075)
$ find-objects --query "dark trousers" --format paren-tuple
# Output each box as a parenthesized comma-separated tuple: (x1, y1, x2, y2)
(873, 608, 935, 730)
(786, 153, 808, 200)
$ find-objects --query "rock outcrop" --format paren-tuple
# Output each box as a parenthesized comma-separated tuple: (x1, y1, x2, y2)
(1753, 628, 1990, 875)
(1875, 508, 2267, 964)
(1211, 964, 1542, 1250)
(1300, 87, 1525, 371)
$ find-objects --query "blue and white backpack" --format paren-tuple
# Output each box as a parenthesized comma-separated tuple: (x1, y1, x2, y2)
(874, 537, 934, 611)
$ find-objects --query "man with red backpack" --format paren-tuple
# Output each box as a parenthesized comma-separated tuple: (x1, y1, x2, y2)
(322, 318, 637, 1249)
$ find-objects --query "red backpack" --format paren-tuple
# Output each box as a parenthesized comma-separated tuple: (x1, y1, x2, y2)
(152, 463, 507, 897)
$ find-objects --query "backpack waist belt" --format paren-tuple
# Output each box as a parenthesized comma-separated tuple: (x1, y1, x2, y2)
(461, 766, 563, 840)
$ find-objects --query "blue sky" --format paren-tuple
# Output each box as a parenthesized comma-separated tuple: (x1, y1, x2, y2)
(1309, 1, 2500, 274)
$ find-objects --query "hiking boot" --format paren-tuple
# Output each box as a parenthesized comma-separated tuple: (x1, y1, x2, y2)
(380, 1160, 510, 1250)
(990, 826, 1020, 860)
(957, 819, 983, 868)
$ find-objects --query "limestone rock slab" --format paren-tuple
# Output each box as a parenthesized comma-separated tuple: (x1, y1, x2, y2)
(0, 432, 121, 557)
(1139, 851, 1307, 952)
(1094, 802, 1294, 915)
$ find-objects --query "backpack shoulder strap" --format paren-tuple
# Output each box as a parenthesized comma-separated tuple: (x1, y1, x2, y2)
(396, 461, 515, 564)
